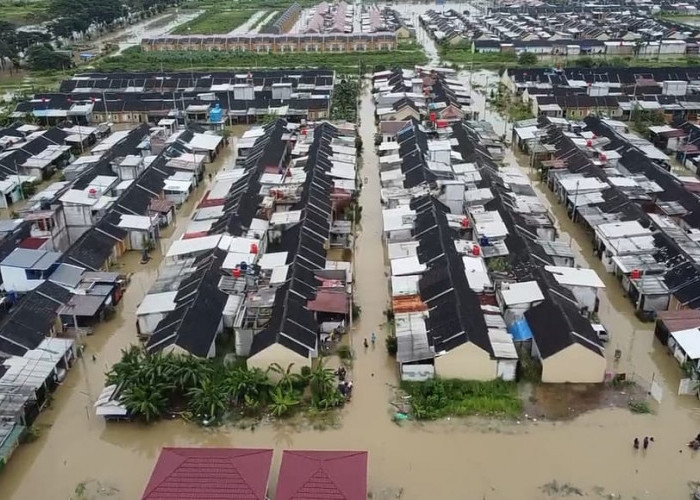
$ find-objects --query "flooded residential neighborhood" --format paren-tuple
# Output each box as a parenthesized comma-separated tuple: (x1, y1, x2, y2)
(0, 0, 700, 499)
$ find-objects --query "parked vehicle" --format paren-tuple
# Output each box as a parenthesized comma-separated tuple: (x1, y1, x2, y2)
(591, 323, 609, 342)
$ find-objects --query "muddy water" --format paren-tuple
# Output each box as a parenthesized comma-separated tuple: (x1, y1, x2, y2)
(2, 96, 700, 500)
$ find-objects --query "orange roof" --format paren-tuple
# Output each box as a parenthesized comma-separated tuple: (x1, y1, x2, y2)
(392, 295, 427, 314)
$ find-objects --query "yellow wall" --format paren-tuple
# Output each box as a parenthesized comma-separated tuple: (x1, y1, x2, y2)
(542, 344, 606, 383)
(247, 342, 310, 375)
(435, 342, 497, 380)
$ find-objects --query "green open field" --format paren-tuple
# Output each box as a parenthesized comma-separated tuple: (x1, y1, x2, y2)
(96, 46, 428, 73)
(0, 0, 51, 25)
(172, 8, 259, 34)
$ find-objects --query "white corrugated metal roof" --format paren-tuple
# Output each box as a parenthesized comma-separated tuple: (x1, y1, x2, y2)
(671, 327, 700, 360)
(500, 281, 544, 305)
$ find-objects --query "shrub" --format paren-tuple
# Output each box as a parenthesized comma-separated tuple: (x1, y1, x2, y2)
(628, 399, 652, 414)
(517, 52, 538, 66)
(401, 378, 522, 420)
(336, 344, 353, 361)
(385, 335, 397, 356)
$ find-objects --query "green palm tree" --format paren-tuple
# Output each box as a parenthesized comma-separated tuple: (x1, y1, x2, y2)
(106, 345, 145, 386)
(174, 356, 213, 391)
(309, 360, 336, 405)
(267, 362, 303, 391)
(317, 388, 344, 410)
(268, 386, 300, 417)
(121, 382, 170, 423)
(141, 352, 176, 386)
(226, 366, 271, 404)
(187, 376, 228, 423)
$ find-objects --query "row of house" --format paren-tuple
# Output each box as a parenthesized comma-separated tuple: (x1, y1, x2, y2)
(373, 67, 473, 125)
(419, 9, 470, 46)
(13, 70, 335, 127)
(472, 38, 692, 57)
(502, 65, 700, 122)
(428, 7, 700, 56)
(363, 5, 414, 38)
(514, 113, 700, 385)
(0, 119, 225, 466)
(103, 119, 358, 377)
(259, 2, 302, 34)
(374, 68, 608, 384)
(472, 11, 700, 44)
(141, 32, 397, 53)
(305, 1, 353, 34)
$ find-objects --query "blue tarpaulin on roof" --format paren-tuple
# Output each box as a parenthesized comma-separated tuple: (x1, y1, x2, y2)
(508, 319, 533, 341)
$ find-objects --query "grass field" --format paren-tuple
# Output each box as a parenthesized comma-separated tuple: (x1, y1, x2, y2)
(171, 8, 259, 34)
(0, 0, 51, 25)
(96, 46, 428, 73)
(401, 378, 523, 420)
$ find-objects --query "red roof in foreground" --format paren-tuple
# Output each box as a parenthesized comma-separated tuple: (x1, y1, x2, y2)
(142, 447, 273, 500)
(276, 450, 368, 500)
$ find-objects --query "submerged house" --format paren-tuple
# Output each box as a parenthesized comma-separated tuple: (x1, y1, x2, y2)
(526, 292, 606, 383)
(0, 281, 72, 356)
(247, 285, 318, 374)
(146, 249, 229, 358)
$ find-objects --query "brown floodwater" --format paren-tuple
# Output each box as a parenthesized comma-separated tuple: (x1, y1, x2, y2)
(1, 91, 700, 500)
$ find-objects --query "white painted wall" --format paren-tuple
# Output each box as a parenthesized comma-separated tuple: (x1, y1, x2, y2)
(541, 343, 606, 383)
(247, 342, 310, 374)
(0, 266, 44, 293)
(435, 342, 497, 380)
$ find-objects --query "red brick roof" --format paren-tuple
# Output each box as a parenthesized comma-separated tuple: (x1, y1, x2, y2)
(276, 450, 368, 500)
(142, 447, 273, 500)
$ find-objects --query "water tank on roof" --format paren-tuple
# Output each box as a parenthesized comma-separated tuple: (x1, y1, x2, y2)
(210, 103, 223, 123)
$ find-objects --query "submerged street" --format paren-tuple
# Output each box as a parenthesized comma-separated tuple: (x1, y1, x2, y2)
(0, 83, 699, 500)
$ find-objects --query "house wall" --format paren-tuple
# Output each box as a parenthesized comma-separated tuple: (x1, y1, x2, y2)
(246, 342, 310, 374)
(137, 312, 167, 336)
(668, 294, 687, 311)
(565, 284, 598, 313)
(552, 255, 575, 267)
(235, 329, 254, 356)
(640, 293, 670, 313)
(497, 359, 517, 381)
(0, 266, 44, 293)
(541, 343, 606, 383)
(63, 204, 94, 244)
(536, 226, 556, 241)
(127, 230, 148, 251)
(385, 229, 413, 243)
(434, 342, 497, 380)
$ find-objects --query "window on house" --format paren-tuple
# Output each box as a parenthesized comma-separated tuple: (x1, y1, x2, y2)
(25, 269, 42, 280)
(36, 217, 55, 232)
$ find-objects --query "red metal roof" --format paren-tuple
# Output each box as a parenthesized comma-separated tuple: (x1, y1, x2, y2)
(276, 450, 368, 500)
(142, 447, 273, 500)
(306, 289, 349, 314)
(19, 237, 49, 250)
(657, 309, 700, 333)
